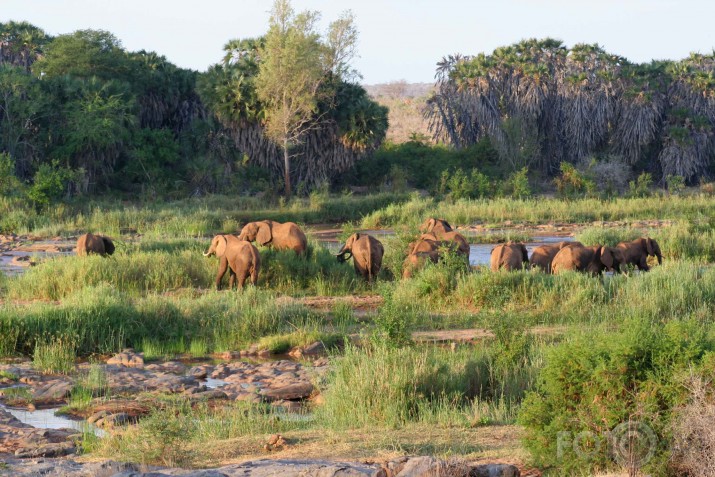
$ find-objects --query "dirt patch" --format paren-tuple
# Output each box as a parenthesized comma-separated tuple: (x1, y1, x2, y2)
(412, 325, 569, 344)
(279, 295, 384, 311)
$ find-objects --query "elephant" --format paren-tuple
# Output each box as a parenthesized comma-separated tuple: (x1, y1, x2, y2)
(419, 231, 470, 257)
(490, 242, 529, 271)
(204, 234, 260, 290)
(529, 241, 583, 273)
(616, 237, 663, 271)
(402, 250, 441, 279)
(419, 218, 454, 234)
(76, 233, 115, 257)
(551, 244, 625, 275)
(237, 220, 308, 255)
(336, 233, 384, 282)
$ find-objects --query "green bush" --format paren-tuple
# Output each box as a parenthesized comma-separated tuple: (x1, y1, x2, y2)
(519, 319, 713, 475)
(666, 174, 686, 195)
(438, 168, 492, 200)
(629, 172, 653, 198)
(554, 162, 595, 198)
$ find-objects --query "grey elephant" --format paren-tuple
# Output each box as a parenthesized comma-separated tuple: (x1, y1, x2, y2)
(616, 237, 663, 271)
(419, 218, 454, 234)
(529, 241, 583, 273)
(76, 233, 115, 257)
(204, 234, 260, 290)
(490, 242, 529, 271)
(402, 237, 452, 279)
(237, 220, 308, 255)
(551, 244, 624, 275)
(336, 233, 384, 282)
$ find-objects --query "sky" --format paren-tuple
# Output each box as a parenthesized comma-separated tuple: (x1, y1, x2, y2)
(3, 1, 715, 85)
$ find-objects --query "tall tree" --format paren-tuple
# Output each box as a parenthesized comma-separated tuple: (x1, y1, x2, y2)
(255, 0, 326, 196)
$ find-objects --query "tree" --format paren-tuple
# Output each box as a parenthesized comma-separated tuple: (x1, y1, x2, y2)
(255, 0, 327, 196)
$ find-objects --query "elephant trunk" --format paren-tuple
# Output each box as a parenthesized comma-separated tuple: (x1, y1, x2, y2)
(336, 244, 351, 263)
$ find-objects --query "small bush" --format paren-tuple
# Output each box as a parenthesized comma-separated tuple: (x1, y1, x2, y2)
(628, 172, 653, 197)
(554, 162, 595, 198)
(666, 174, 686, 195)
(438, 168, 492, 200)
(671, 375, 715, 477)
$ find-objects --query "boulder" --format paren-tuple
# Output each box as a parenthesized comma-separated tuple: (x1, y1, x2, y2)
(32, 380, 73, 403)
(470, 464, 520, 477)
(260, 382, 314, 402)
(107, 350, 145, 369)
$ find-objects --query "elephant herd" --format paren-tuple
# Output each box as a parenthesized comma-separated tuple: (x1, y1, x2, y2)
(75, 217, 664, 290)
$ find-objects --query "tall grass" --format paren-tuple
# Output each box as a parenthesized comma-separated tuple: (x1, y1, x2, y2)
(360, 195, 715, 228)
(33, 337, 76, 374)
(317, 343, 540, 429)
(0, 286, 319, 357)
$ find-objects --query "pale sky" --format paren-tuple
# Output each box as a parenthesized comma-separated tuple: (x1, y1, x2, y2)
(3, 1, 714, 84)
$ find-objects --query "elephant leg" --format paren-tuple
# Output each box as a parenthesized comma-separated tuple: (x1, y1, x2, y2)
(250, 268, 259, 286)
(638, 257, 650, 271)
(215, 257, 229, 290)
(228, 269, 237, 289)
(238, 274, 248, 289)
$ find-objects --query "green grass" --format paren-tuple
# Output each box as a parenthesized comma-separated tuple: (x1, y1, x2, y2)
(256, 329, 346, 354)
(360, 194, 715, 228)
(32, 337, 76, 375)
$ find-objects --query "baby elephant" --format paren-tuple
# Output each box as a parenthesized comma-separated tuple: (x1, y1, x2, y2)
(616, 237, 663, 271)
(336, 233, 384, 282)
(490, 242, 529, 271)
(76, 233, 115, 256)
(204, 234, 260, 290)
(552, 244, 624, 275)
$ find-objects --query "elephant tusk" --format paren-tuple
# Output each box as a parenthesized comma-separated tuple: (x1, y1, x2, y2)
(203, 251, 211, 257)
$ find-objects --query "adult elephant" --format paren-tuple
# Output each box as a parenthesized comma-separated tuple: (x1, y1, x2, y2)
(616, 237, 663, 271)
(419, 231, 470, 257)
(490, 242, 529, 271)
(530, 241, 583, 273)
(237, 220, 308, 255)
(402, 237, 447, 279)
(336, 233, 384, 282)
(76, 233, 115, 257)
(419, 218, 454, 234)
(204, 234, 260, 290)
(551, 244, 624, 275)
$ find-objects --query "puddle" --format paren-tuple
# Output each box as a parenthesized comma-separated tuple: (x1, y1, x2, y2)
(0, 247, 73, 277)
(0, 403, 105, 437)
(202, 378, 228, 389)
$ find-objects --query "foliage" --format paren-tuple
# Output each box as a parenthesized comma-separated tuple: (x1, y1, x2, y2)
(26, 161, 79, 209)
(629, 172, 654, 197)
(33, 336, 76, 374)
(427, 40, 715, 182)
(554, 162, 595, 198)
(519, 319, 713, 475)
(0, 153, 23, 196)
(666, 174, 686, 195)
(438, 167, 492, 199)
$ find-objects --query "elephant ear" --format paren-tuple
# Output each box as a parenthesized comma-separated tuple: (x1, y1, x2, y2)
(600, 247, 614, 269)
(102, 237, 115, 256)
(645, 237, 654, 256)
(256, 222, 272, 246)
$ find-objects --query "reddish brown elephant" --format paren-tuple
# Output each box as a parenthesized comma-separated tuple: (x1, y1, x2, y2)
(336, 233, 384, 282)
(616, 237, 663, 271)
(490, 242, 529, 271)
(76, 233, 115, 257)
(552, 244, 625, 275)
(529, 241, 583, 273)
(238, 220, 307, 255)
(204, 234, 260, 290)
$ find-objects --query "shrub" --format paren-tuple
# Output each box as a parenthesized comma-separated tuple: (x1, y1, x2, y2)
(438, 167, 492, 200)
(519, 319, 713, 476)
(666, 174, 686, 195)
(579, 156, 631, 196)
(27, 161, 80, 210)
(0, 153, 23, 197)
(502, 167, 532, 199)
(628, 172, 653, 198)
(671, 375, 715, 476)
(554, 162, 595, 198)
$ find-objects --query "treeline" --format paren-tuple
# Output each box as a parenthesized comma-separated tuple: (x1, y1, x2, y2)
(0, 17, 387, 203)
(426, 39, 715, 184)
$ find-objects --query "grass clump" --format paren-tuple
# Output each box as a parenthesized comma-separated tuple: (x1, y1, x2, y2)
(256, 329, 345, 355)
(33, 337, 76, 375)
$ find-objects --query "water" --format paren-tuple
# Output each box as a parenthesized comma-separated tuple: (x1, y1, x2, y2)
(0, 246, 73, 277)
(202, 378, 228, 389)
(322, 230, 574, 266)
(0, 403, 105, 437)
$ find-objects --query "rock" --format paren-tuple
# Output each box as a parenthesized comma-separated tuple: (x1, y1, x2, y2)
(100, 412, 131, 428)
(107, 350, 144, 369)
(189, 365, 214, 379)
(88, 410, 111, 424)
(14, 441, 76, 458)
(394, 456, 441, 476)
(470, 464, 520, 477)
(288, 341, 326, 359)
(145, 361, 186, 375)
(32, 380, 73, 403)
(260, 382, 314, 402)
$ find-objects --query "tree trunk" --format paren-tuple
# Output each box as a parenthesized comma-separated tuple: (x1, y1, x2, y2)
(283, 138, 291, 197)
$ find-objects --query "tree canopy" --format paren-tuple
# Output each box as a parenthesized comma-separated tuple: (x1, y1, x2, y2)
(427, 39, 715, 181)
